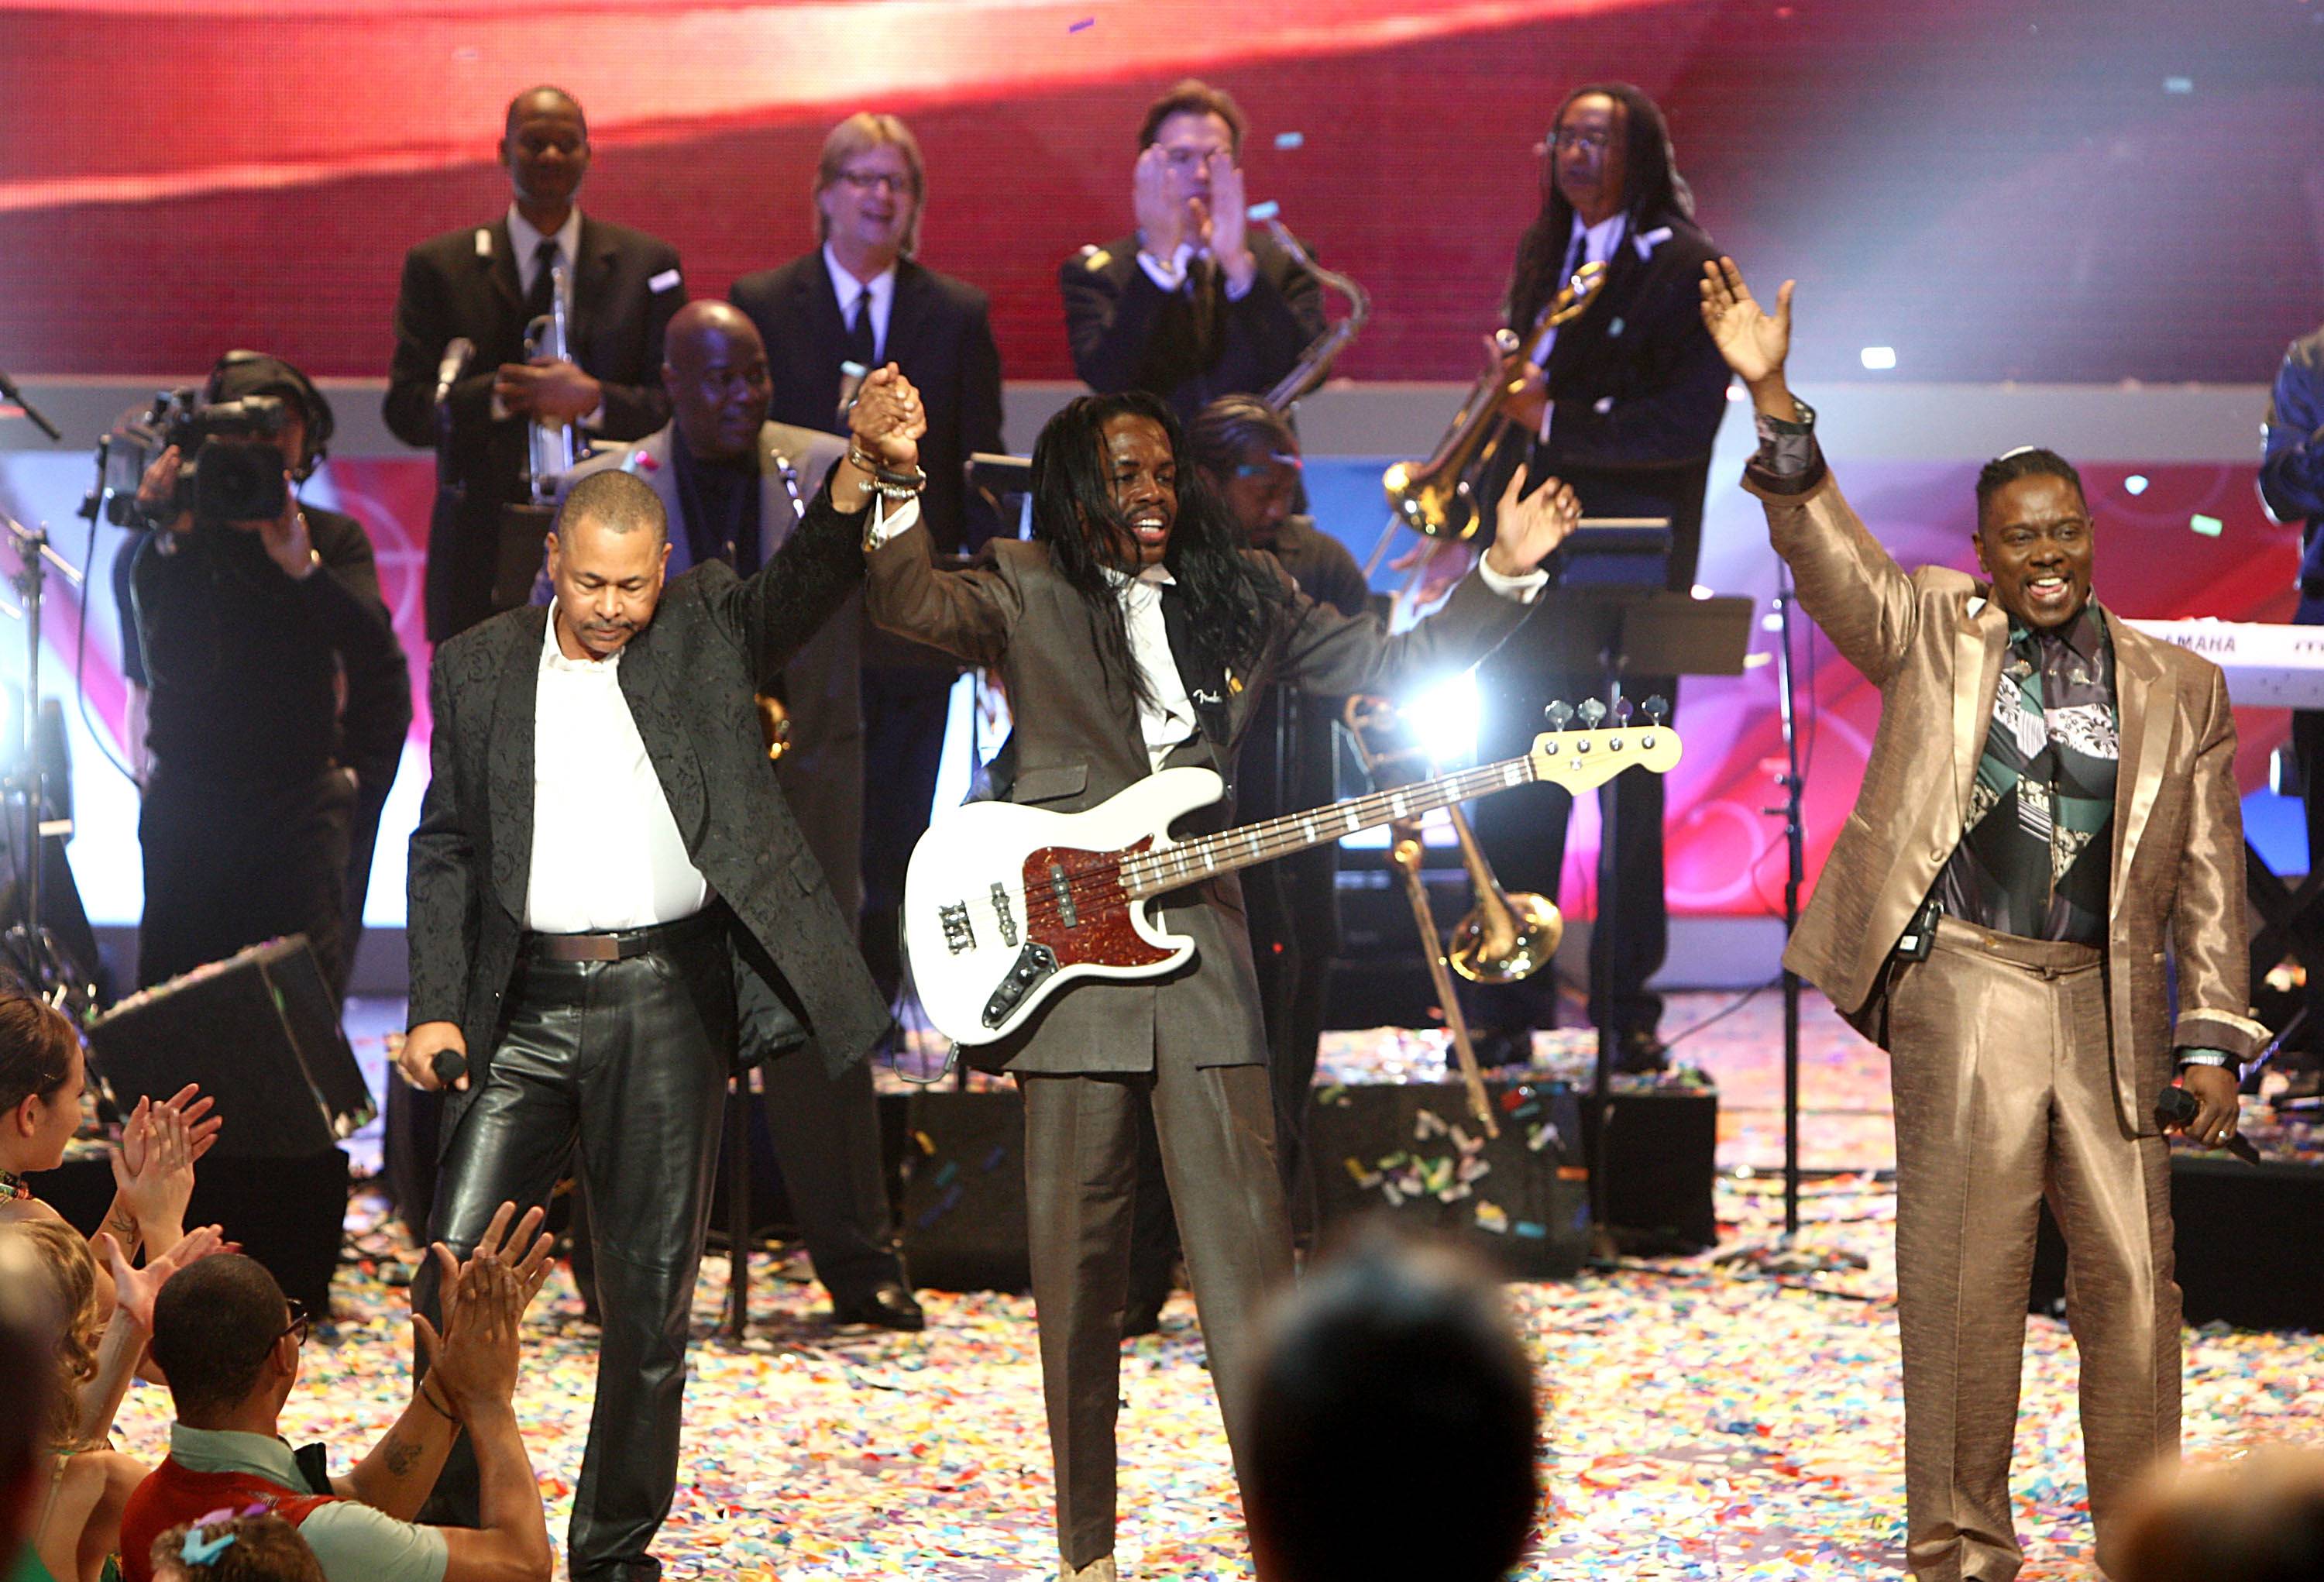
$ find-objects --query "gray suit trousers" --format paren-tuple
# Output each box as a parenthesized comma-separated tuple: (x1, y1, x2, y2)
(1021, 1042, 1294, 1568)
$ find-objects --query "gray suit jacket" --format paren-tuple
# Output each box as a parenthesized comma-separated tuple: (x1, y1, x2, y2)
(1750, 466, 2267, 1133)
(558, 421, 863, 917)
(407, 483, 890, 1137)
(864, 522, 1532, 1075)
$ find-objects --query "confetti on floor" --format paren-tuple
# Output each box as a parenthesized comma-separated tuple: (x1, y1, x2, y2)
(262, 994, 2321, 1578)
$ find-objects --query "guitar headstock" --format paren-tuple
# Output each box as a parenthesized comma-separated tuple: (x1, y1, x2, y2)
(1528, 696, 1682, 788)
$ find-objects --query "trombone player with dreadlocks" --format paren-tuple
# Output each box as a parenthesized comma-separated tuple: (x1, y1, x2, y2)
(854, 369, 1581, 1580)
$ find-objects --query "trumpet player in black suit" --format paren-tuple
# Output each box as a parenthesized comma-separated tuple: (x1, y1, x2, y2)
(1463, 81, 1731, 1071)
(385, 86, 687, 644)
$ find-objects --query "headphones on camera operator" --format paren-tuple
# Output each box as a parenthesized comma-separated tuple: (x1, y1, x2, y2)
(201, 349, 335, 481)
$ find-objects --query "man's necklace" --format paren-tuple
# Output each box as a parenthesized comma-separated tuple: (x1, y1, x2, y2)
(0, 1167, 32, 1203)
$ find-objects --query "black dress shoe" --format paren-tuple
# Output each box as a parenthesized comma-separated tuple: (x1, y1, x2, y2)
(1120, 1296, 1164, 1339)
(830, 1281, 926, 1331)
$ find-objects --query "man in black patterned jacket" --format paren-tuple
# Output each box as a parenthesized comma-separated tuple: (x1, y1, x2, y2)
(390, 384, 913, 1577)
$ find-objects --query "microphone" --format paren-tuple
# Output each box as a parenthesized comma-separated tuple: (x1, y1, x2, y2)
(431, 1047, 469, 1088)
(834, 359, 869, 427)
(434, 338, 476, 408)
(2154, 1083, 2260, 1165)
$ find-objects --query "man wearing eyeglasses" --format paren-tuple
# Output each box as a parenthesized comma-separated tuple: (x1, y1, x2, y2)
(1459, 81, 1732, 1075)
(1061, 79, 1326, 426)
(731, 112, 1006, 1020)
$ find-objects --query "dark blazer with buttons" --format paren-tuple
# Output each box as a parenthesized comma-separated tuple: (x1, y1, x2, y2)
(730, 251, 1005, 555)
(1060, 229, 1326, 425)
(862, 519, 1532, 1075)
(407, 484, 889, 1137)
(384, 213, 687, 641)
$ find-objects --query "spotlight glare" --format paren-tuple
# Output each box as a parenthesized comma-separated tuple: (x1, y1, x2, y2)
(1859, 346, 1897, 371)
(1408, 671, 1480, 766)
(2190, 514, 2223, 538)
(2123, 474, 2150, 495)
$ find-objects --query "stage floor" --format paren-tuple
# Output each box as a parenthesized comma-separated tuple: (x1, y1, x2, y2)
(225, 992, 2319, 1580)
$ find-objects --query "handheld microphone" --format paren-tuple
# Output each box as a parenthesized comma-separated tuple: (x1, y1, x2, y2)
(2155, 1083, 2260, 1165)
(834, 360, 869, 426)
(434, 339, 476, 408)
(431, 1047, 469, 1088)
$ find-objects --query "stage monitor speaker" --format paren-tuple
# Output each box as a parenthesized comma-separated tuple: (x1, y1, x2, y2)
(87, 936, 373, 1157)
(1308, 1079, 1591, 1279)
(898, 1087, 1030, 1293)
(2031, 1154, 2324, 1331)
(1581, 1088, 1719, 1254)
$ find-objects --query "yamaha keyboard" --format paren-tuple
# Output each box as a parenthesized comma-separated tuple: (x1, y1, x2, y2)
(2124, 620, 2324, 710)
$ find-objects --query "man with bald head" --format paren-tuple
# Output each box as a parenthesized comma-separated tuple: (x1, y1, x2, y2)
(386, 85, 688, 643)
(397, 377, 922, 1575)
(555, 299, 920, 1330)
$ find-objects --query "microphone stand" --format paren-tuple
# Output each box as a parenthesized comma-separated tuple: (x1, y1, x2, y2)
(1, 511, 90, 1010)
(1717, 570, 1864, 1278)
(0, 369, 63, 443)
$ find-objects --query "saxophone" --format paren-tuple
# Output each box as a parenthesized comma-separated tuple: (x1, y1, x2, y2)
(1255, 212, 1370, 413)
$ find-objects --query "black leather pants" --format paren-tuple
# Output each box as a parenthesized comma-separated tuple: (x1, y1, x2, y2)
(414, 927, 734, 1582)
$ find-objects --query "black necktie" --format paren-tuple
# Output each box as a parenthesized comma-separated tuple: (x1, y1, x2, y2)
(844, 291, 878, 368)
(524, 239, 560, 323)
(1187, 253, 1220, 352)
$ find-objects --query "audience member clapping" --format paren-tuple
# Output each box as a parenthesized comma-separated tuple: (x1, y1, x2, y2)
(5, 1219, 226, 1582)
(149, 1513, 325, 1582)
(118, 1203, 555, 1582)
(2118, 1447, 2324, 1582)
(2, 989, 223, 1309)
(1237, 1224, 1542, 1582)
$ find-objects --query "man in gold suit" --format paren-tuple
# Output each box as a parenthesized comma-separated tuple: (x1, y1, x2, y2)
(1701, 256, 2258, 1582)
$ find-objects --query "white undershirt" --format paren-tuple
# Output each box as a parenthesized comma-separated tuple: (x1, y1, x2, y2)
(823, 246, 897, 363)
(524, 607, 710, 932)
(1105, 565, 1200, 772)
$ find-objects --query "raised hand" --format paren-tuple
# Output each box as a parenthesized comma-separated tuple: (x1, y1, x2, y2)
(1482, 468, 1582, 578)
(1206, 155, 1256, 294)
(462, 1200, 556, 1308)
(1132, 144, 1184, 257)
(111, 1099, 198, 1249)
(848, 364, 926, 470)
(101, 1223, 225, 1335)
(416, 1238, 524, 1418)
(1698, 256, 1794, 389)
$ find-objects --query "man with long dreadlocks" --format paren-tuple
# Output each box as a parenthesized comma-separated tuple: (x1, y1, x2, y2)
(854, 377, 1580, 1581)
(1463, 81, 1731, 1073)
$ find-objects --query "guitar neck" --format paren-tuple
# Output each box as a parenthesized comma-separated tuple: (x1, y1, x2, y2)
(1120, 754, 1538, 900)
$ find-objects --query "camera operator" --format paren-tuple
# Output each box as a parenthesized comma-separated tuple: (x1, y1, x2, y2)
(121, 353, 411, 999)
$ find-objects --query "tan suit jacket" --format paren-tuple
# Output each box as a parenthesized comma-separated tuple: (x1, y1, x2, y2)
(864, 521, 1530, 1075)
(1751, 469, 2264, 1135)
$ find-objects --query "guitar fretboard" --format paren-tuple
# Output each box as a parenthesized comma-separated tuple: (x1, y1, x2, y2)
(1119, 754, 1539, 900)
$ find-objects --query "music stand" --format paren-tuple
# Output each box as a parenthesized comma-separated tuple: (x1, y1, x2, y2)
(1520, 580, 1752, 1251)
(968, 452, 1033, 541)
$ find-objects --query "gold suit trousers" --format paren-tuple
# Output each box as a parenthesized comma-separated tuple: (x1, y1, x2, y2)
(1888, 918, 2180, 1582)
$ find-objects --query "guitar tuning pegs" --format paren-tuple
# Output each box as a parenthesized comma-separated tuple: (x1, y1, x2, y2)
(1614, 697, 1634, 724)
(1642, 695, 1670, 725)
(1575, 698, 1607, 727)
(1542, 700, 1575, 729)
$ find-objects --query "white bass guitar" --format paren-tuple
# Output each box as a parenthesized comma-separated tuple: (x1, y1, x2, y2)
(902, 710, 1683, 1046)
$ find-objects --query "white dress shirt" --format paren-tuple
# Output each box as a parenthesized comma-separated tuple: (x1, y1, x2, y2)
(524, 607, 710, 932)
(500, 205, 603, 429)
(824, 245, 897, 363)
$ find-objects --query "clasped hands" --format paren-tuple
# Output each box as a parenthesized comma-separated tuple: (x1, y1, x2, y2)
(493, 358, 601, 425)
(846, 364, 927, 471)
(413, 1202, 557, 1421)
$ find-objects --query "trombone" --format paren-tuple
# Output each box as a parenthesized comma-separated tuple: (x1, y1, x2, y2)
(1343, 693, 1566, 1134)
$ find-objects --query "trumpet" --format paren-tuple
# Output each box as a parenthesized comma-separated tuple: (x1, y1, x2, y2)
(522, 260, 583, 504)
(1372, 259, 1607, 571)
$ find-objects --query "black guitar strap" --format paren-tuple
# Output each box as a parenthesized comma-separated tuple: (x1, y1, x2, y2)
(1159, 583, 1235, 763)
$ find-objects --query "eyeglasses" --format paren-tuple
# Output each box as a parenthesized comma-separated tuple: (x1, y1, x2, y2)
(1550, 129, 1613, 155)
(836, 170, 911, 195)
(1161, 145, 1231, 173)
(278, 1298, 311, 1348)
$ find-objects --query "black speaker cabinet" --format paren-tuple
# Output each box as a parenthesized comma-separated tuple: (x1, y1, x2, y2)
(86, 936, 373, 1157)
(1580, 1086, 1720, 1254)
(898, 1087, 1030, 1292)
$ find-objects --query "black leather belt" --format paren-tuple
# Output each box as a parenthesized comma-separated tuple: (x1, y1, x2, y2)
(522, 907, 725, 964)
